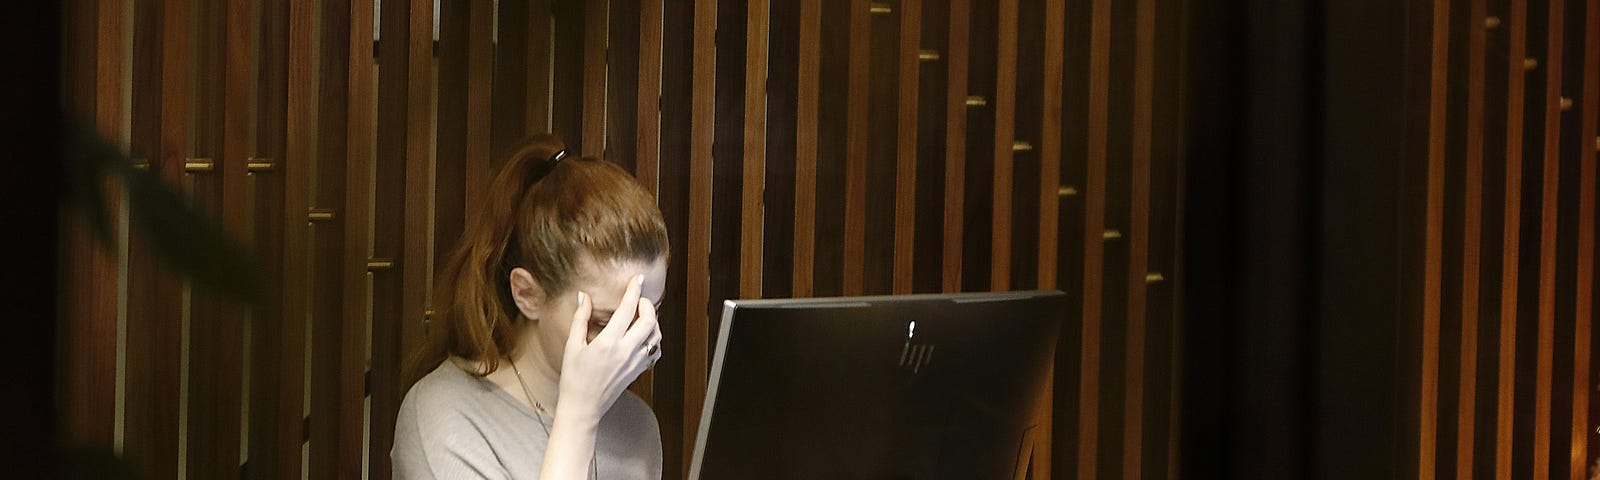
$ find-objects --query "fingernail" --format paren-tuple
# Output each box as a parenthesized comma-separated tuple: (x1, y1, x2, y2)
(635, 275, 645, 286)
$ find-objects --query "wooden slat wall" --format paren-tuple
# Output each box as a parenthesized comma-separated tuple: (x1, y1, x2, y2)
(1578, 4, 1599, 480)
(186, 0, 250, 478)
(58, 0, 126, 452)
(1407, 0, 1600, 479)
(125, 0, 186, 478)
(337, 1, 379, 478)
(309, 0, 354, 478)
(60, 0, 1206, 479)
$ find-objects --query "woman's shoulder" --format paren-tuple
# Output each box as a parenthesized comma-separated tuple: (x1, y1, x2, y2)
(399, 360, 490, 415)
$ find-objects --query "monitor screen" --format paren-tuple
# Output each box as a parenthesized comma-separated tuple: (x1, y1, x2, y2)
(687, 290, 1066, 480)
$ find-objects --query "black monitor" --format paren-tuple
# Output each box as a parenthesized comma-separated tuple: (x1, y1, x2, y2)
(687, 290, 1067, 480)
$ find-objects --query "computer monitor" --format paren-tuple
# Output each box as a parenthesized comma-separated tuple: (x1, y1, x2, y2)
(687, 290, 1067, 480)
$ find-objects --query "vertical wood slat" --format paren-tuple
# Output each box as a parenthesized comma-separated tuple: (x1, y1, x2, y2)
(583, 0, 610, 156)
(1123, 0, 1156, 477)
(1038, 0, 1064, 291)
(742, 0, 770, 300)
(126, 0, 186, 476)
(370, 0, 434, 477)
(1457, 0, 1489, 477)
(990, 0, 1017, 292)
(436, 0, 472, 278)
(735, 0, 767, 301)
(308, 0, 353, 477)
(1420, 0, 1451, 476)
(527, 0, 553, 135)
(1531, 0, 1566, 477)
(1079, 0, 1112, 476)
(247, 0, 290, 475)
(276, 1, 316, 478)
(210, 0, 252, 476)
(58, 0, 124, 452)
(892, 0, 921, 294)
(843, 0, 870, 296)
(493, 0, 530, 157)
(794, 0, 820, 298)
(684, 0, 717, 469)
(181, 0, 251, 476)
(399, 0, 435, 407)
(1496, 0, 1529, 477)
(1034, 0, 1066, 476)
(466, 0, 494, 214)
(639, 0, 664, 195)
(1573, 1, 1600, 477)
(191, 1, 230, 476)
(943, 0, 969, 293)
(337, 0, 377, 476)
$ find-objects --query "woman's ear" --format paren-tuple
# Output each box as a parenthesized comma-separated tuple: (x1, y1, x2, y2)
(507, 267, 546, 321)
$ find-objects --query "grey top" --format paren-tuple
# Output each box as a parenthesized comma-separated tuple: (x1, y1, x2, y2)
(392, 360, 662, 480)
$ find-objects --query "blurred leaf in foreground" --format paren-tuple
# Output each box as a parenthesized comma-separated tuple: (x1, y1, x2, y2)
(60, 116, 264, 307)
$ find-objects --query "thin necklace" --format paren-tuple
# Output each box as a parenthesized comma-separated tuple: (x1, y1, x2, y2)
(509, 360, 598, 479)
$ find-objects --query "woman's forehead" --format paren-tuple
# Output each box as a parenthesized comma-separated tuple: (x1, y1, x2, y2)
(576, 258, 667, 306)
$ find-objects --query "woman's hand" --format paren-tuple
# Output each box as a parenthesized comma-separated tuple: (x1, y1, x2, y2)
(556, 274, 662, 421)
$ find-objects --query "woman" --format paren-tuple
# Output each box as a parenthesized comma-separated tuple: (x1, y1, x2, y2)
(394, 134, 668, 480)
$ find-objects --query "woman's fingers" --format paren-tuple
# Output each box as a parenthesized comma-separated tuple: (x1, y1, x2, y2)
(566, 291, 592, 349)
(596, 274, 644, 343)
(621, 296, 659, 349)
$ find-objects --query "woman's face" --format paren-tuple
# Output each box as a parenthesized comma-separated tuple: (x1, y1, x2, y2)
(510, 255, 668, 373)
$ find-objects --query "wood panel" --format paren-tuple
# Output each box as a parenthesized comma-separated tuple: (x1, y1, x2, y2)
(1532, 0, 1566, 477)
(551, 0, 585, 145)
(493, 0, 531, 158)
(684, 0, 716, 470)
(58, 0, 126, 450)
(742, 0, 769, 299)
(1421, 0, 1451, 477)
(1036, 0, 1066, 476)
(371, 0, 434, 478)
(186, 0, 251, 478)
(246, 0, 291, 476)
(527, 0, 553, 137)
(466, 0, 494, 221)
(615, 0, 651, 401)
(1576, 2, 1600, 478)
(990, 0, 1017, 292)
(943, 0, 969, 293)
(654, 0, 694, 475)
(436, 0, 471, 277)
(338, 1, 378, 478)
(126, 0, 186, 477)
(583, 0, 609, 156)
(1457, 0, 1489, 478)
(277, 1, 316, 478)
(759, 0, 800, 300)
(309, 0, 353, 477)
(862, 0, 897, 297)
(892, 0, 920, 294)
(793, 0, 820, 297)
(1496, 0, 1529, 477)
(1038, 0, 1064, 291)
(638, 0, 664, 194)
(842, 0, 869, 296)
(1123, 0, 1156, 477)
(1079, 0, 1112, 476)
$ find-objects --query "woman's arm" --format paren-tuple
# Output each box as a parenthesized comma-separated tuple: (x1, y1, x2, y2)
(540, 277, 662, 479)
